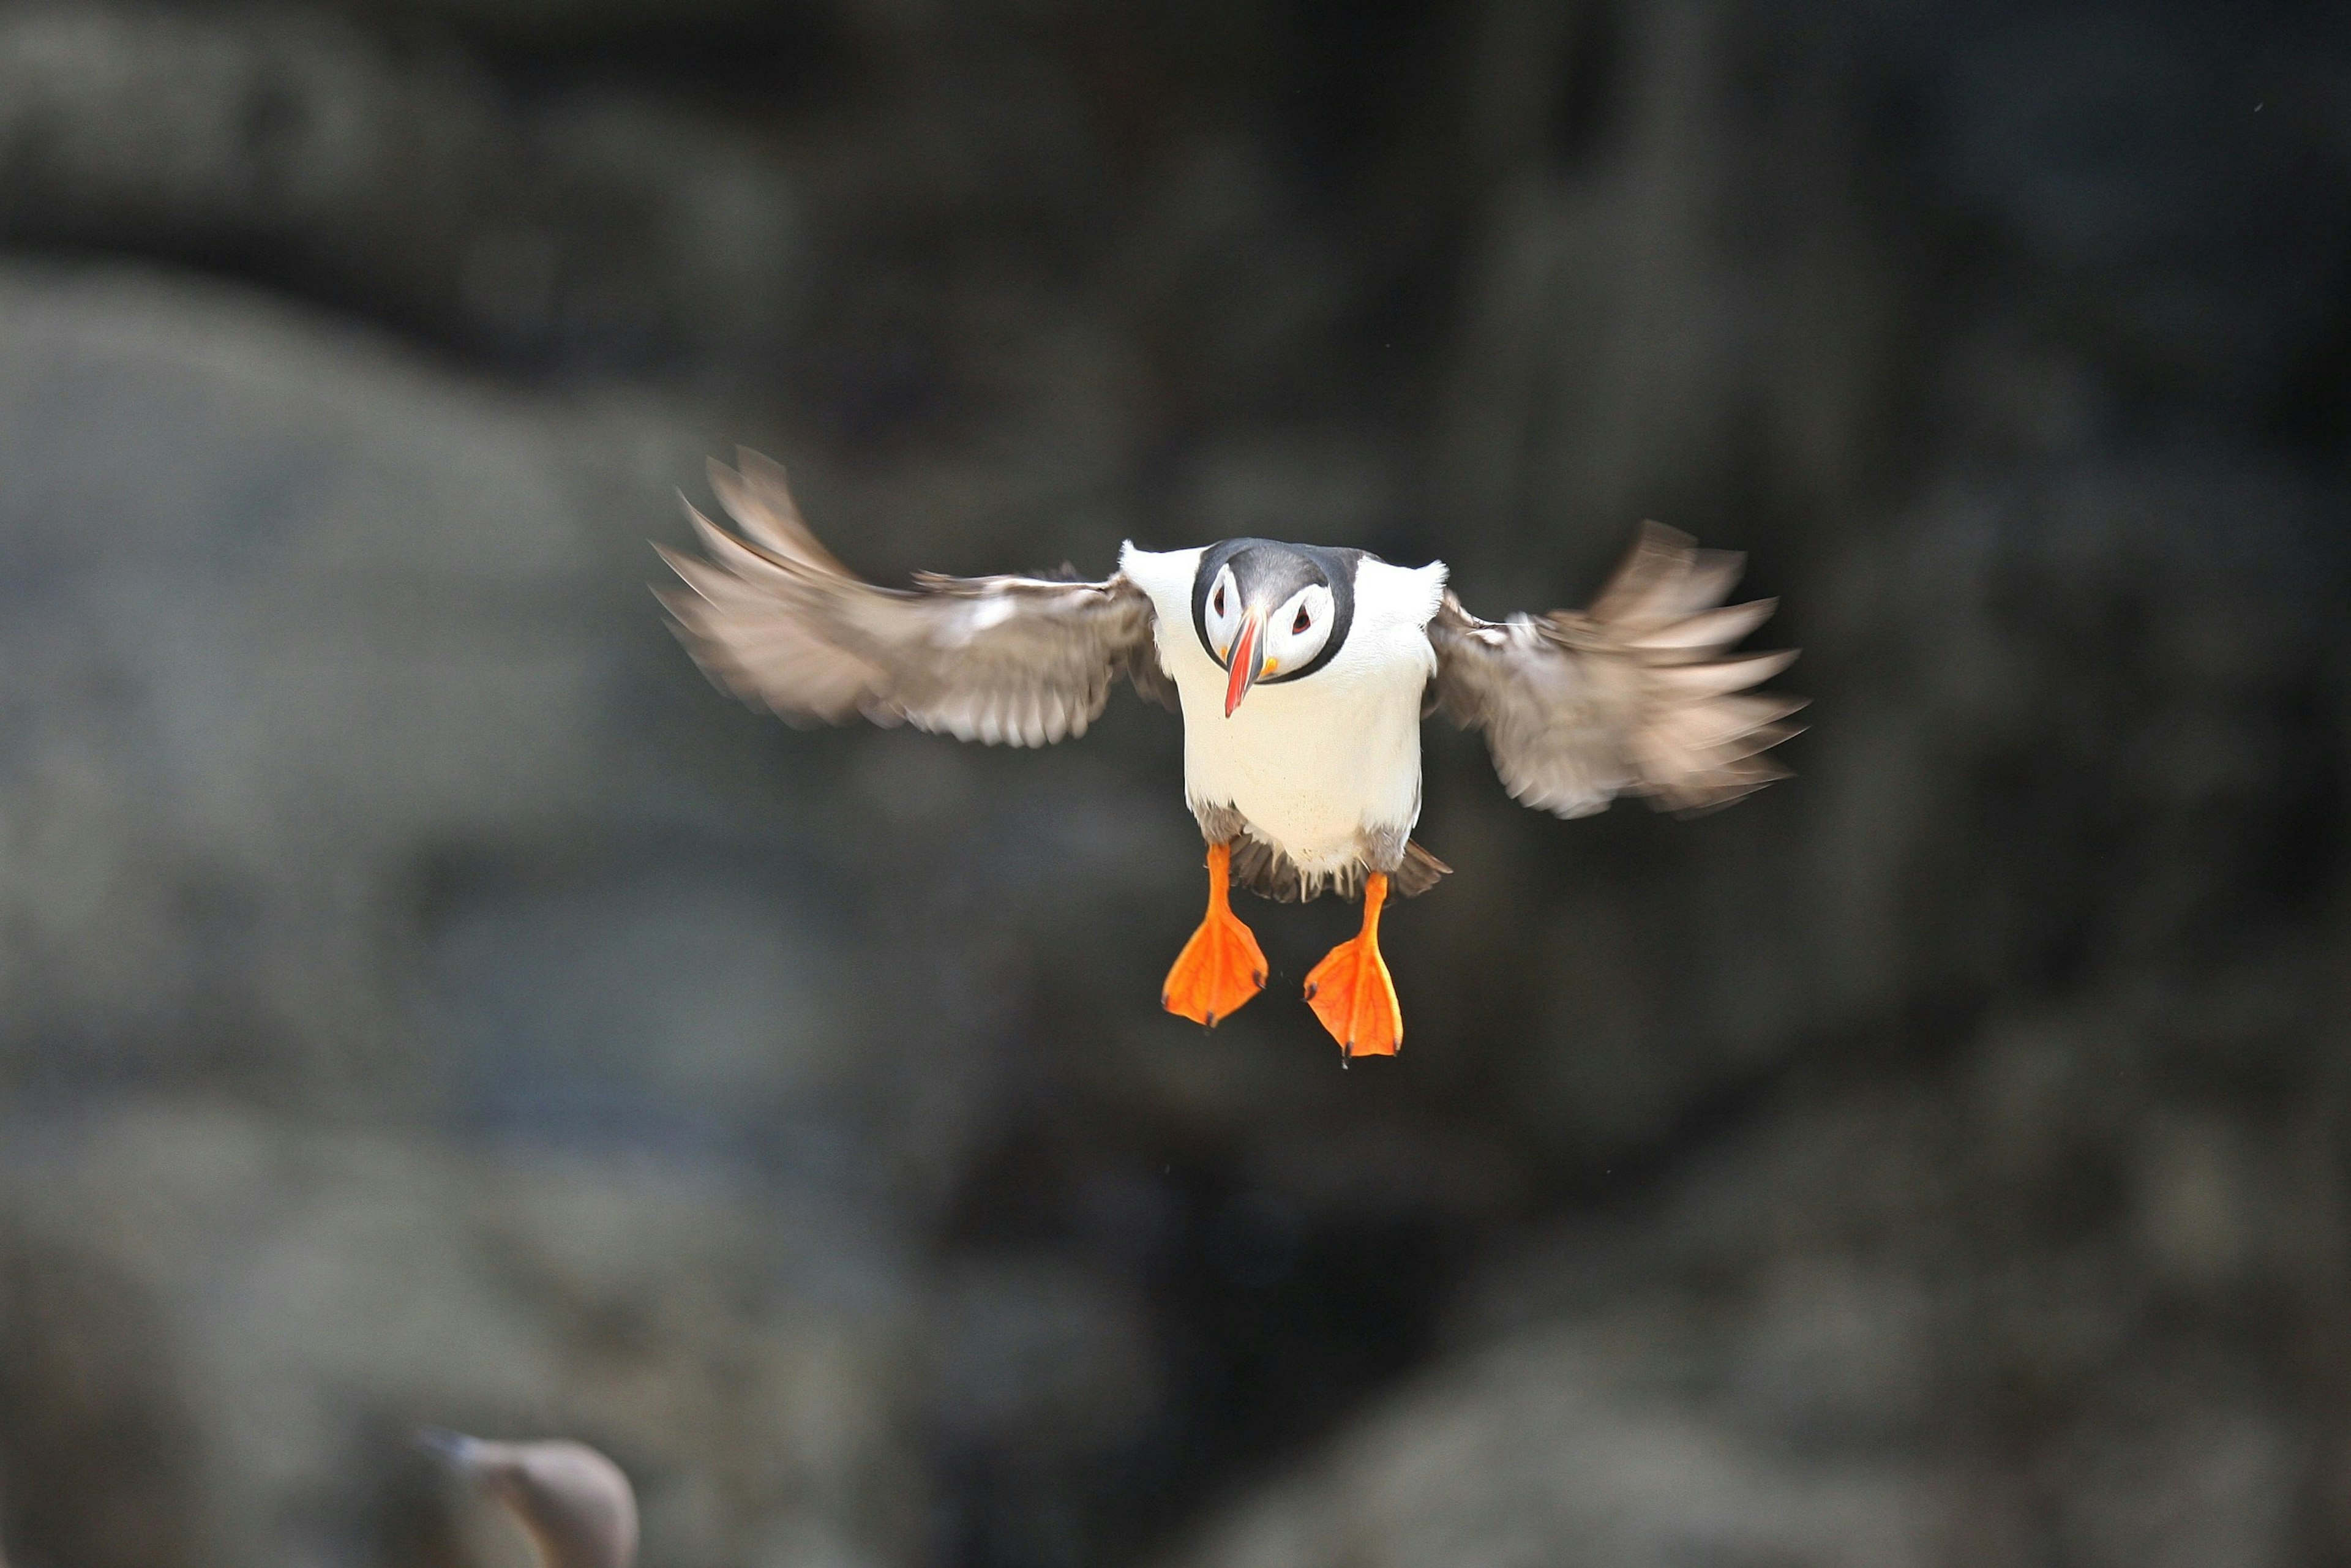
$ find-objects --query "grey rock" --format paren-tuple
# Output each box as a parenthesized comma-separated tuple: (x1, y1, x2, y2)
(925, 1257, 1160, 1457)
(1169, 1312, 1979, 1568)
(0, 6, 803, 375)
(0, 263, 746, 1106)
(2045, 1363, 2301, 1568)
(0, 1101, 920, 1568)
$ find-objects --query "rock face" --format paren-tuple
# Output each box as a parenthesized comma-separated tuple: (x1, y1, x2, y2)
(1173, 1314, 1969, 1568)
(0, 2, 2346, 1567)
(0, 1102, 919, 1568)
(0, 6, 803, 376)
(0, 267, 678, 1100)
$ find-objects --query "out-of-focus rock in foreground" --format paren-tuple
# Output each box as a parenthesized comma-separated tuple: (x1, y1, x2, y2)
(0, 1100, 918, 1568)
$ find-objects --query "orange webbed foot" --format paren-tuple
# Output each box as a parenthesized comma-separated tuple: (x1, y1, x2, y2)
(1163, 907, 1267, 1027)
(1163, 843, 1267, 1027)
(1303, 872, 1401, 1058)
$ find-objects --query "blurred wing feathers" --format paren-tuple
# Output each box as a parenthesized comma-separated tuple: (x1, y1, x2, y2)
(1429, 523, 1804, 817)
(659, 452, 1169, 746)
(704, 450, 849, 574)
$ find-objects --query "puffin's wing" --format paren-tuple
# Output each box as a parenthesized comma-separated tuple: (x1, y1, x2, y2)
(1427, 523, 1804, 817)
(658, 451, 1173, 745)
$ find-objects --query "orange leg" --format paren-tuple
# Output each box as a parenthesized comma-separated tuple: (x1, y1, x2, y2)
(1161, 842, 1268, 1027)
(1303, 872, 1402, 1057)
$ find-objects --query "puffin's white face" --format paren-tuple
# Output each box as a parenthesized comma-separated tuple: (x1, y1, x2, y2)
(1202, 566, 1335, 677)
(1194, 540, 1357, 716)
(1259, 582, 1335, 677)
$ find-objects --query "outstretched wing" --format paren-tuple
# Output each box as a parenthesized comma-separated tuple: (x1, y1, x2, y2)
(1427, 523, 1803, 817)
(658, 451, 1174, 746)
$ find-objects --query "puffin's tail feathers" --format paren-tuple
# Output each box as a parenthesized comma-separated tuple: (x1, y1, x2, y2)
(1224, 835, 1450, 904)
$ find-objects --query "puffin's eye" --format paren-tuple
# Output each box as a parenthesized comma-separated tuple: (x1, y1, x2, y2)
(1213, 585, 1226, 615)
(1292, 606, 1311, 635)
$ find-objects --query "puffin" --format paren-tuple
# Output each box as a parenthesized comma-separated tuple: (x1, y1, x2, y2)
(422, 1430, 638, 1568)
(658, 452, 1801, 1059)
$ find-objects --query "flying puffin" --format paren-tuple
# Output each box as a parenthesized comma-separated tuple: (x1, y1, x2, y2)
(658, 452, 1802, 1059)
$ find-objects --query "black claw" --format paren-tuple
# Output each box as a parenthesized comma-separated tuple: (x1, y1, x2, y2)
(1303, 983, 1318, 999)
(1204, 1011, 1218, 1027)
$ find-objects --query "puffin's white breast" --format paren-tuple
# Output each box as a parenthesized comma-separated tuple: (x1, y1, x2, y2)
(1120, 545, 1446, 872)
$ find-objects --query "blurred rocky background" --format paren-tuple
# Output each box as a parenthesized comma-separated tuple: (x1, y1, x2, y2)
(0, 1, 2345, 1566)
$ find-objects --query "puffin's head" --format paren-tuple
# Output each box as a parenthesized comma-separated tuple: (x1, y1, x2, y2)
(1192, 540, 1359, 715)
(422, 1429, 639, 1568)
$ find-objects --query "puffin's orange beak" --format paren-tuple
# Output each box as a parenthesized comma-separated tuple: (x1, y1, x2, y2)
(1224, 609, 1266, 717)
